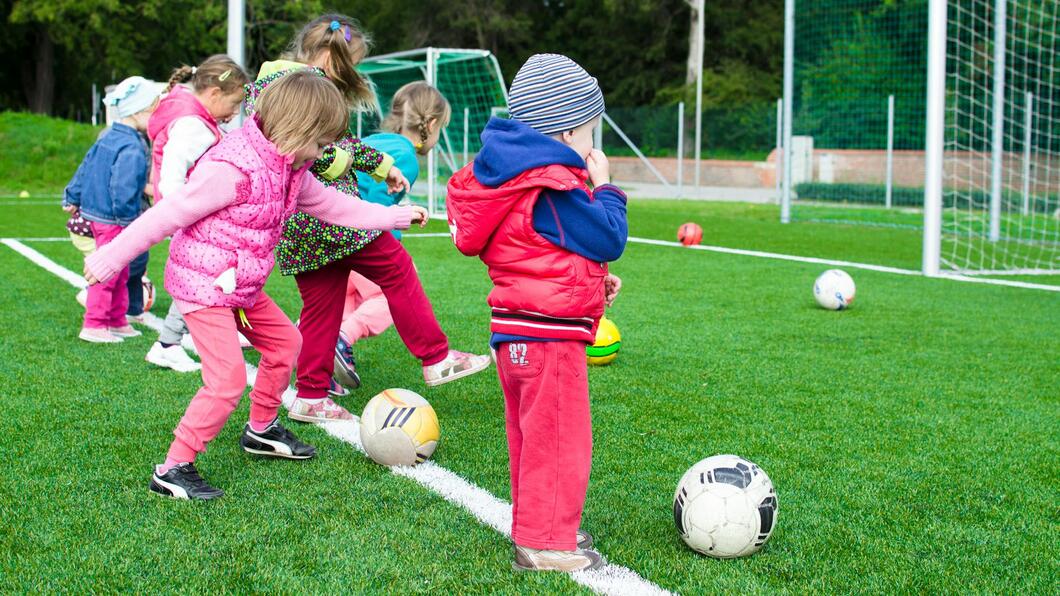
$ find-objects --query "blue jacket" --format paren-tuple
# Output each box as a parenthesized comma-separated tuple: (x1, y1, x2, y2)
(474, 117, 627, 263)
(62, 123, 149, 226)
(355, 133, 420, 240)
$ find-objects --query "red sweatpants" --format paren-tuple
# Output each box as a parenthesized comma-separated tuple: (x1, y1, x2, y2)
(496, 340, 593, 551)
(293, 233, 449, 399)
(167, 293, 301, 462)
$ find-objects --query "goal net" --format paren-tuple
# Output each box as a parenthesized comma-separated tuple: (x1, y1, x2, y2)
(358, 48, 509, 215)
(936, 0, 1060, 274)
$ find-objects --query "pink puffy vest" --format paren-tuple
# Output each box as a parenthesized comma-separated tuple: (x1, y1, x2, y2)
(164, 116, 307, 309)
(147, 87, 222, 203)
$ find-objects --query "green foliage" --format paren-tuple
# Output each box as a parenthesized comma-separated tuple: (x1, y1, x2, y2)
(0, 111, 99, 194)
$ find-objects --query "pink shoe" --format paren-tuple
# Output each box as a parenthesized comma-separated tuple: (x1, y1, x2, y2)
(288, 397, 354, 424)
(79, 327, 123, 343)
(109, 324, 142, 338)
(423, 350, 491, 387)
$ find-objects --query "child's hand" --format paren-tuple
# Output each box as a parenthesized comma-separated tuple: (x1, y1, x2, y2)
(410, 205, 430, 228)
(84, 265, 100, 286)
(62, 204, 80, 217)
(586, 149, 611, 187)
(386, 167, 411, 195)
(604, 273, 622, 307)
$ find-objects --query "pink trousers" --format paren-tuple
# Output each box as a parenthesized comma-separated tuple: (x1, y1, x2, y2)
(496, 340, 593, 551)
(339, 271, 393, 343)
(84, 222, 128, 329)
(166, 293, 301, 463)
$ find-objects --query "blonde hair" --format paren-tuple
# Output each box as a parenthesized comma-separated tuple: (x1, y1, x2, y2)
(167, 54, 249, 95)
(381, 82, 452, 151)
(286, 14, 376, 112)
(256, 71, 349, 155)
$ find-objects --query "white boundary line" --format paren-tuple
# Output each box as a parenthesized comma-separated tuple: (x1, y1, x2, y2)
(0, 238, 674, 596)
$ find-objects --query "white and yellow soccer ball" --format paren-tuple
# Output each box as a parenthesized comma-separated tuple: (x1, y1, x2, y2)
(359, 388, 440, 467)
(813, 269, 856, 310)
(673, 454, 778, 558)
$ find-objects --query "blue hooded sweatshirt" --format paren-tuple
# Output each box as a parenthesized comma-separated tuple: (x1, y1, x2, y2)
(473, 117, 628, 263)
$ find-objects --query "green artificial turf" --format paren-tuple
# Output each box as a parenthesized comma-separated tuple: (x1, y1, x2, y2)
(1, 201, 1057, 593)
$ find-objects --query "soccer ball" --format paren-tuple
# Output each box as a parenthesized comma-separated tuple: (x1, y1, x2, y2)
(678, 222, 703, 246)
(586, 316, 621, 366)
(813, 269, 856, 310)
(359, 388, 440, 466)
(141, 276, 155, 311)
(673, 454, 778, 558)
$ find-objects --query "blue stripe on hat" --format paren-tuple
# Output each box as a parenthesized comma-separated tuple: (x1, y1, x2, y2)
(508, 54, 605, 136)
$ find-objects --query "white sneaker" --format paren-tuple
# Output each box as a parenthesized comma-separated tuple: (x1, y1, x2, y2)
(109, 325, 142, 338)
(145, 342, 201, 373)
(423, 350, 491, 387)
(79, 327, 123, 343)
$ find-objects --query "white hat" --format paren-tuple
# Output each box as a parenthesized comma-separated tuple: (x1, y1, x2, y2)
(103, 76, 163, 118)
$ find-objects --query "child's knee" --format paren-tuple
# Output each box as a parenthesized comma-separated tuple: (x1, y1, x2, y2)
(276, 325, 302, 360)
(204, 361, 247, 398)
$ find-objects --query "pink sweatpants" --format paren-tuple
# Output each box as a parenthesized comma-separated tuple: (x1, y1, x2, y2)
(339, 271, 393, 343)
(166, 292, 301, 463)
(84, 222, 129, 329)
(496, 340, 593, 551)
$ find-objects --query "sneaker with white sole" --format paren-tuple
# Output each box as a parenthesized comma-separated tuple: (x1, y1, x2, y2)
(512, 545, 604, 572)
(423, 350, 491, 387)
(333, 332, 361, 389)
(149, 462, 224, 501)
(239, 420, 316, 459)
(79, 327, 123, 343)
(576, 529, 594, 550)
(288, 396, 354, 424)
(145, 342, 202, 373)
(327, 378, 350, 398)
(109, 324, 142, 338)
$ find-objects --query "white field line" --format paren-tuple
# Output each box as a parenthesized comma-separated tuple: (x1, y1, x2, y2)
(1, 238, 674, 596)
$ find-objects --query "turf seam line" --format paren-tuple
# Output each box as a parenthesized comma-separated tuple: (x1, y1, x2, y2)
(2, 238, 675, 596)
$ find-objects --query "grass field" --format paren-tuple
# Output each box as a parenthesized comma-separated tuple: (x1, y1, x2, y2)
(1, 198, 1057, 593)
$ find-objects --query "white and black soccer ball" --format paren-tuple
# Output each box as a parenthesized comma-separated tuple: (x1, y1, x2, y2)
(673, 455, 778, 558)
(813, 269, 856, 310)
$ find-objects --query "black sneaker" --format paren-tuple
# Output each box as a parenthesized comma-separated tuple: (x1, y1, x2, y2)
(149, 462, 224, 500)
(240, 420, 316, 459)
(333, 332, 362, 390)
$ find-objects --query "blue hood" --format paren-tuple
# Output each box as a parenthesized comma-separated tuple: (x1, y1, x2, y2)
(473, 117, 586, 187)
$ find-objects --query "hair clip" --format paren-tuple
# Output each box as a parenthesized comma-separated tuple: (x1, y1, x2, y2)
(343, 25, 352, 42)
(330, 20, 341, 31)
(219, 69, 232, 82)
(191, 66, 198, 75)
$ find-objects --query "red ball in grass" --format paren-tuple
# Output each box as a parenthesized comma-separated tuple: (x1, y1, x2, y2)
(677, 222, 703, 246)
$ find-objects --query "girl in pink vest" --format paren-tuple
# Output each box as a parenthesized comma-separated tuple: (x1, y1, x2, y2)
(144, 55, 250, 374)
(84, 72, 428, 501)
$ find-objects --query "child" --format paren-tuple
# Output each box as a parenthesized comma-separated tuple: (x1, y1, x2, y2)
(83, 72, 428, 500)
(246, 14, 488, 425)
(446, 54, 628, 572)
(63, 76, 162, 343)
(333, 81, 452, 389)
(143, 55, 250, 373)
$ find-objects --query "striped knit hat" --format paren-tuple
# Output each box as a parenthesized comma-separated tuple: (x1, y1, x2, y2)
(508, 54, 605, 136)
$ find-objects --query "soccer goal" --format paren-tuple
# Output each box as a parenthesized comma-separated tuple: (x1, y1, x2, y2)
(924, 0, 1060, 276)
(357, 48, 509, 216)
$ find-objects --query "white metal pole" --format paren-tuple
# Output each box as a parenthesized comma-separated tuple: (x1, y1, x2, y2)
(781, 0, 795, 223)
(91, 84, 98, 126)
(677, 102, 685, 197)
(1022, 91, 1033, 215)
(356, 112, 362, 139)
(426, 48, 437, 215)
(886, 94, 895, 209)
(775, 97, 783, 201)
(226, 0, 245, 67)
(594, 118, 603, 150)
(923, 0, 947, 276)
(989, 0, 1006, 242)
(463, 107, 470, 165)
(694, 0, 704, 192)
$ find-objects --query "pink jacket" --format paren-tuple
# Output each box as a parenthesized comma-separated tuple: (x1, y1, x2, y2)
(146, 87, 221, 202)
(86, 116, 416, 312)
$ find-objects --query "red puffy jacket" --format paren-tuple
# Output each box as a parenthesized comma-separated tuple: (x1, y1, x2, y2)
(447, 162, 607, 343)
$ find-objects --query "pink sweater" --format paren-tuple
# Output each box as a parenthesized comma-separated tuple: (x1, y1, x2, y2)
(85, 160, 415, 313)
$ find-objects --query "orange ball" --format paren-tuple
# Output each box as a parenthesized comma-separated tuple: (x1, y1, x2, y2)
(677, 222, 703, 246)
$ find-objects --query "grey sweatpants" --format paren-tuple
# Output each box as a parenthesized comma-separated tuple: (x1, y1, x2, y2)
(159, 301, 190, 345)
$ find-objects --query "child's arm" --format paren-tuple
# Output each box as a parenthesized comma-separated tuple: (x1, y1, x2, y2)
(296, 174, 424, 231)
(62, 154, 92, 210)
(157, 117, 217, 198)
(532, 185, 628, 262)
(84, 161, 242, 284)
(108, 146, 148, 216)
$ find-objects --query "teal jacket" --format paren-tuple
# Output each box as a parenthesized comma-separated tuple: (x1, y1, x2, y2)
(355, 133, 420, 240)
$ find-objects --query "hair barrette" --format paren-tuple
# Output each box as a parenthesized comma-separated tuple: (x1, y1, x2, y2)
(219, 69, 232, 82)
(330, 20, 341, 30)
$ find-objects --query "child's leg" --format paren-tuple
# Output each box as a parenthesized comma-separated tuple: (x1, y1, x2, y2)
(126, 251, 149, 316)
(84, 222, 129, 329)
(340, 271, 393, 343)
(293, 259, 353, 399)
(496, 341, 592, 551)
(159, 302, 189, 345)
(167, 306, 247, 463)
(236, 293, 301, 428)
(347, 233, 449, 366)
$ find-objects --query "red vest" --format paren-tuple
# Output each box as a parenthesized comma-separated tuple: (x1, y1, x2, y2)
(147, 87, 221, 202)
(447, 163, 607, 342)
